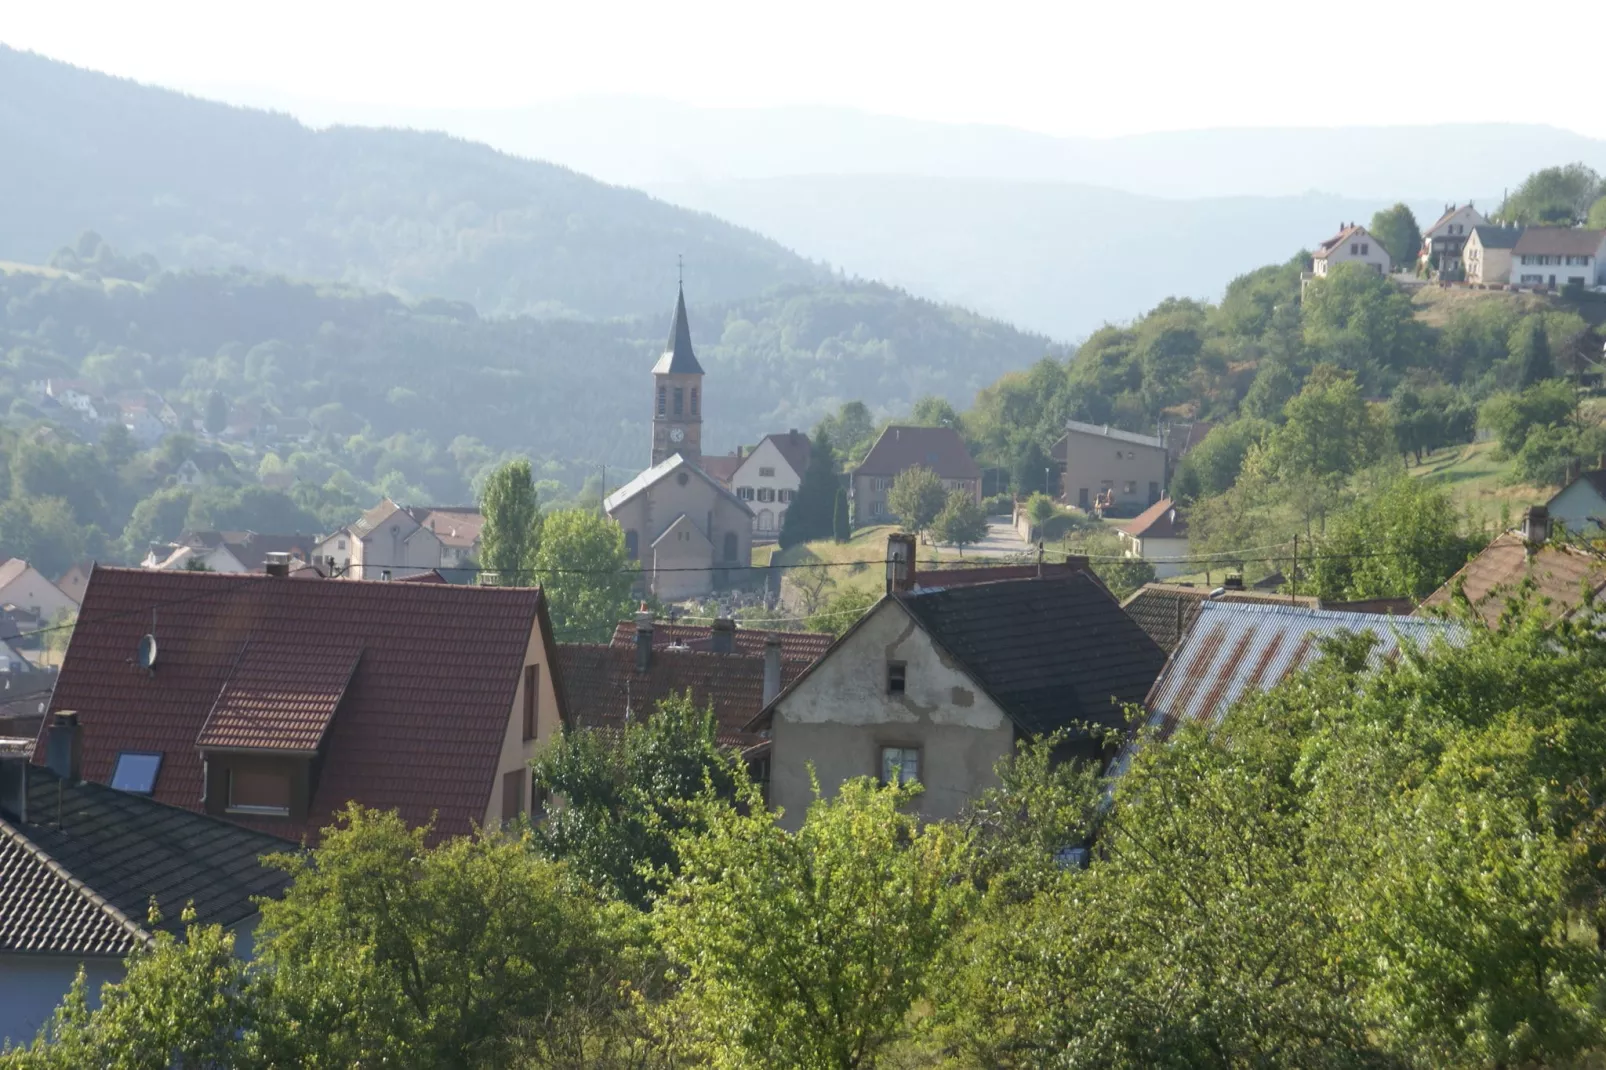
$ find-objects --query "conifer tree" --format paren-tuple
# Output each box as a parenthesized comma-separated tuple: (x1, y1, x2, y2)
(832, 487, 851, 542)
(779, 430, 838, 549)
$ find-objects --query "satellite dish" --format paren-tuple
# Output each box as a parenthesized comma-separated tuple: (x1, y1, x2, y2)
(136, 634, 158, 670)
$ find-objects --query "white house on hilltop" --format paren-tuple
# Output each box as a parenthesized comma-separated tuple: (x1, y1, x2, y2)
(1312, 223, 1391, 277)
(726, 430, 812, 539)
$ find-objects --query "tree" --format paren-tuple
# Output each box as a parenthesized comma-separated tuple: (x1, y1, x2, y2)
(1024, 491, 1058, 528)
(248, 806, 614, 1068)
(1260, 368, 1384, 530)
(932, 489, 988, 555)
(886, 465, 947, 539)
(815, 401, 876, 462)
(1478, 379, 1576, 456)
(804, 585, 878, 636)
(1590, 194, 1606, 230)
(779, 430, 839, 549)
(531, 692, 744, 908)
(1010, 439, 1052, 497)
(478, 458, 542, 586)
(1170, 418, 1270, 500)
(1368, 203, 1422, 270)
(831, 486, 850, 542)
(653, 778, 973, 1067)
(1499, 162, 1604, 226)
(910, 394, 961, 429)
(1511, 314, 1556, 387)
(531, 509, 634, 642)
(203, 390, 229, 435)
(1307, 472, 1480, 601)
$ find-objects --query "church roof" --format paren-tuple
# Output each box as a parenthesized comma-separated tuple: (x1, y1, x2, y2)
(604, 454, 754, 517)
(651, 286, 705, 376)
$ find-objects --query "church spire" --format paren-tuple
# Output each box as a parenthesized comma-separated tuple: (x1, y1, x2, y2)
(653, 282, 705, 375)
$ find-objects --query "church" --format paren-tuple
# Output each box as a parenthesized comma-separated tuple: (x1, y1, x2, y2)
(604, 286, 755, 602)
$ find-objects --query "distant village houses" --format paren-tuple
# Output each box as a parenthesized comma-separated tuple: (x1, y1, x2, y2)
(850, 425, 981, 524)
(1463, 225, 1523, 285)
(1418, 203, 1488, 279)
(1311, 222, 1391, 278)
(1052, 420, 1168, 515)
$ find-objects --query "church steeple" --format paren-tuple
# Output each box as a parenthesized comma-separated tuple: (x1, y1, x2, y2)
(649, 281, 704, 467)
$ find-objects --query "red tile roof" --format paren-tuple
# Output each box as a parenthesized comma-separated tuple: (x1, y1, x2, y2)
(1417, 531, 1606, 627)
(855, 425, 981, 480)
(699, 454, 743, 485)
(38, 567, 550, 843)
(609, 620, 832, 661)
(195, 641, 362, 752)
(557, 643, 808, 748)
(759, 430, 813, 478)
(1120, 498, 1186, 539)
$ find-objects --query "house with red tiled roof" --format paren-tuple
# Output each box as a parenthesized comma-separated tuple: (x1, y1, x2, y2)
(1417, 203, 1487, 278)
(852, 426, 981, 525)
(36, 566, 566, 843)
(1311, 222, 1391, 278)
(1417, 508, 1606, 628)
(313, 499, 483, 580)
(1117, 499, 1190, 579)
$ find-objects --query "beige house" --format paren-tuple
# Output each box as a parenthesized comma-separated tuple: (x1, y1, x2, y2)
(1418, 203, 1488, 277)
(1464, 225, 1523, 285)
(1311, 223, 1391, 277)
(605, 454, 754, 602)
(315, 500, 449, 580)
(749, 568, 1166, 830)
(1052, 420, 1168, 513)
(851, 425, 981, 524)
(1512, 227, 1606, 289)
(1117, 498, 1190, 579)
(0, 559, 78, 620)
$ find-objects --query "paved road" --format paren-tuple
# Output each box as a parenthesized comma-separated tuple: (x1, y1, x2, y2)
(931, 515, 1033, 559)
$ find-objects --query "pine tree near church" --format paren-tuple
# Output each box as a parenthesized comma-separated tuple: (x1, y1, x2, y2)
(779, 430, 839, 549)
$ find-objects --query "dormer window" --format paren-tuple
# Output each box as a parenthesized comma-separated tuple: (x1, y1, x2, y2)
(227, 768, 291, 816)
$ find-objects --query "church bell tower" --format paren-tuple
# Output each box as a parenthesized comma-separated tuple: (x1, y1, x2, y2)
(650, 283, 704, 467)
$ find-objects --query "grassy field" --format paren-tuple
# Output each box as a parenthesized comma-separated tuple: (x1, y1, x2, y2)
(1409, 286, 1551, 329)
(1410, 441, 1550, 530)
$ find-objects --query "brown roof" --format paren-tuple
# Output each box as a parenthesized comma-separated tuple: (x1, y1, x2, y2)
(1172, 421, 1214, 458)
(1120, 498, 1186, 539)
(1120, 584, 1320, 654)
(407, 507, 484, 549)
(700, 454, 743, 485)
(181, 531, 317, 572)
(1512, 227, 1606, 258)
(1417, 530, 1606, 627)
(556, 643, 808, 748)
(37, 567, 552, 843)
(911, 558, 1092, 591)
(0, 559, 33, 590)
(609, 620, 831, 661)
(759, 430, 813, 477)
(1313, 224, 1370, 260)
(855, 425, 981, 480)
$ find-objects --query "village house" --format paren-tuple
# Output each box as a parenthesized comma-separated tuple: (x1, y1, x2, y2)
(1511, 227, 1606, 290)
(1417, 507, 1606, 626)
(36, 563, 565, 843)
(717, 430, 812, 539)
(609, 618, 832, 661)
(0, 559, 79, 620)
(53, 562, 91, 606)
(1116, 499, 1191, 579)
(1051, 419, 1168, 514)
(851, 425, 981, 524)
(1311, 222, 1391, 277)
(605, 286, 755, 601)
(0, 746, 291, 1044)
(173, 448, 240, 488)
(1463, 225, 1524, 285)
(1120, 583, 1319, 654)
(316, 501, 484, 580)
(1418, 203, 1488, 278)
(748, 557, 1166, 830)
(39, 379, 105, 422)
(1546, 470, 1606, 534)
(143, 530, 317, 574)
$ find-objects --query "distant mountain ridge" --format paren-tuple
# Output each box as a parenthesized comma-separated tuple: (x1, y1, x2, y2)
(0, 45, 825, 320)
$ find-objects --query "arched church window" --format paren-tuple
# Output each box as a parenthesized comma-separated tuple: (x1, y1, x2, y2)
(657, 387, 666, 416)
(723, 532, 738, 562)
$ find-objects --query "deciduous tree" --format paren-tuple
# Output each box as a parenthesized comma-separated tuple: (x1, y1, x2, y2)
(932, 489, 988, 555)
(886, 465, 947, 540)
(531, 508, 634, 642)
(478, 458, 542, 586)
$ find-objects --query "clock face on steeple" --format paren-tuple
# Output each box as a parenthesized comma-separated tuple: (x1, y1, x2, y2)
(670, 427, 685, 443)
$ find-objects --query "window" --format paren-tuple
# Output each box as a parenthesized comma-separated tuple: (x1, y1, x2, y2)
(1522, 274, 1543, 284)
(676, 471, 690, 486)
(887, 661, 907, 695)
(502, 769, 525, 821)
(881, 746, 920, 786)
(1149, 481, 1160, 501)
(691, 387, 699, 416)
(723, 532, 738, 562)
(337, 538, 347, 550)
(758, 487, 776, 502)
(1123, 481, 1137, 495)
(778, 489, 794, 503)
(380, 569, 392, 581)
(110, 752, 162, 794)
(1361, 242, 1369, 255)
(737, 486, 755, 501)
(1350, 243, 1359, 255)
(522, 664, 540, 741)
(625, 529, 639, 559)
(673, 387, 684, 415)
(759, 466, 775, 477)
(657, 386, 666, 416)
(757, 508, 774, 531)
(228, 769, 291, 815)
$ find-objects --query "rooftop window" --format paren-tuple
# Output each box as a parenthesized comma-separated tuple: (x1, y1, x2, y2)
(110, 751, 162, 794)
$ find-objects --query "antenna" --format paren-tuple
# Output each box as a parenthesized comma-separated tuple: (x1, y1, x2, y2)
(677, 253, 683, 288)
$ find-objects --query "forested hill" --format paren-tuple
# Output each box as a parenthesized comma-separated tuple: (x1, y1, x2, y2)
(0, 45, 825, 319)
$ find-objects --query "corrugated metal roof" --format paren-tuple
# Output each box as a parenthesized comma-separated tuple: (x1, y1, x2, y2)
(1144, 602, 1466, 738)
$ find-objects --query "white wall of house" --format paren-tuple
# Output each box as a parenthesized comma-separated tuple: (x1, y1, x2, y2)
(0, 955, 125, 1047)
(1513, 247, 1606, 288)
(731, 438, 801, 537)
(0, 566, 79, 617)
(1119, 531, 1192, 580)
(145, 545, 250, 573)
(1314, 230, 1391, 276)
(1547, 481, 1606, 534)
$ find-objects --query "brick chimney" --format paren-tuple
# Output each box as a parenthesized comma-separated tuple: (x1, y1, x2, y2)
(634, 606, 654, 673)
(45, 710, 81, 782)
(762, 633, 782, 706)
(711, 615, 735, 654)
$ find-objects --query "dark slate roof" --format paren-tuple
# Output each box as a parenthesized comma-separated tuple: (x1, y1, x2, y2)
(759, 430, 812, 478)
(36, 567, 551, 843)
(1, 764, 291, 957)
(855, 425, 981, 480)
(608, 620, 831, 661)
(1470, 224, 1523, 250)
(896, 573, 1166, 736)
(651, 286, 704, 375)
(1121, 584, 1320, 654)
(556, 643, 809, 748)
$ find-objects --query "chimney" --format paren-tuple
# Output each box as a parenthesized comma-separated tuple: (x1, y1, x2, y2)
(711, 615, 735, 654)
(1223, 574, 1245, 591)
(886, 532, 916, 594)
(762, 633, 782, 706)
(635, 606, 654, 673)
(264, 551, 291, 577)
(45, 710, 81, 782)
(1521, 505, 1550, 550)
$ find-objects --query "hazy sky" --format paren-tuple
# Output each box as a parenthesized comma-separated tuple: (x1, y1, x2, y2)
(8, 0, 1605, 139)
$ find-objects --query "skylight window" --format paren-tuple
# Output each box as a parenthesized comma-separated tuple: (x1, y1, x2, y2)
(110, 752, 162, 794)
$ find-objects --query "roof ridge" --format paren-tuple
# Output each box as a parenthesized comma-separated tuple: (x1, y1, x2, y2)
(0, 814, 152, 950)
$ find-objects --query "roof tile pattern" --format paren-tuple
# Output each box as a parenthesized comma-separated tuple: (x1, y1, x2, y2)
(898, 573, 1166, 735)
(39, 568, 545, 842)
(558, 644, 807, 747)
(196, 641, 361, 752)
(609, 621, 831, 661)
(1120, 498, 1186, 539)
(1, 816, 143, 956)
(1418, 531, 1606, 627)
(855, 426, 981, 479)
(1512, 227, 1606, 258)
(1121, 584, 1320, 653)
